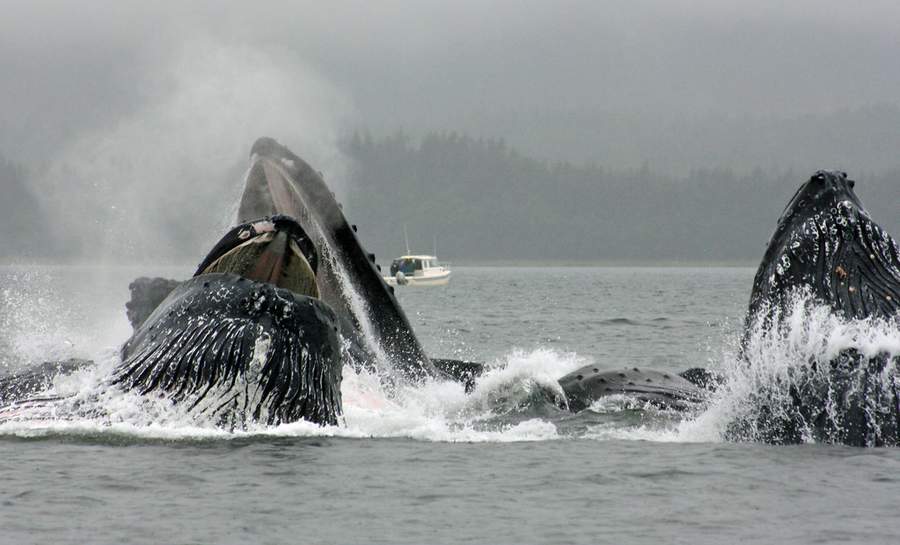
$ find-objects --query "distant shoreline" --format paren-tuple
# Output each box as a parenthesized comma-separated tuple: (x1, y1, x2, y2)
(441, 259, 757, 268)
(0, 258, 757, 269)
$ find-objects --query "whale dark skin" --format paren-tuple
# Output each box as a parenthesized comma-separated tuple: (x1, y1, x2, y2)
(558, 366, 705, 412)
(736, 170, 900, 446)
(112, 216, 344, 427)
(1, 215, 346, 427)
(2, 138, 712, 425)
(746, 170, 899, 329)
(237, 137, 441, 382)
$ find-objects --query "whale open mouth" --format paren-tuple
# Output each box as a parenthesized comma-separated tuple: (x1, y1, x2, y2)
(1, 138, 476, 428)
(112, 215, 344, 428)
(235, 137, 443, 383)
(197, 216, 320, 299)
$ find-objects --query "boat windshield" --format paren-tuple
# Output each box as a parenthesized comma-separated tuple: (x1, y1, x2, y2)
(390, 258, 423, 275)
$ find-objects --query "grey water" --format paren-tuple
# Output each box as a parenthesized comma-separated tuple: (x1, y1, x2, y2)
(1, 266, 899, 545)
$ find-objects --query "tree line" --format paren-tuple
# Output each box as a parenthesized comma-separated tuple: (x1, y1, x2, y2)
(1, 134, 897, 264)
(341, 131, 899, 264)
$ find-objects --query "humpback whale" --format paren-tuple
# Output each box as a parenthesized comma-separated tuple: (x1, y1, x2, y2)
(558, 366, 704, 412)
(112, 216, 344, 426)
(0, 137, 480, 427)
(557, 170, 900, 425)
(1, 215, 345, 427)
(736, 170, 900, 446)
(236, 138, 440, 382)
(1, 138, 706, 425)
(114, 139, 707, 417)
(746, 170, 899, 329)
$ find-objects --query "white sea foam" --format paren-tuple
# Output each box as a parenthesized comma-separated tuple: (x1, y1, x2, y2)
(678, 295, 900, 444)
(0, 346, 576, 443)
(3, 274, 896, 445)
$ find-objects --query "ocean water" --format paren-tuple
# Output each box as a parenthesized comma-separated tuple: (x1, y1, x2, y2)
(1, 265, 898, 545)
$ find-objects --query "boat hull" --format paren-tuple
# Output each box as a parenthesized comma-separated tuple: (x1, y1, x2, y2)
(383, 271, 451, 287)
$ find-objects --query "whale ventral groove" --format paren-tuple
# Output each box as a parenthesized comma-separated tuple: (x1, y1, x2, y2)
(115, 273, 343, 427)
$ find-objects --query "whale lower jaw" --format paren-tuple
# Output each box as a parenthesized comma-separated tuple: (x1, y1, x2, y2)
(114, 273, 343, 427)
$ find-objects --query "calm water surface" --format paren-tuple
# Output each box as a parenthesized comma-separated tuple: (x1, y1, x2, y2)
(1, 266, 898, 545)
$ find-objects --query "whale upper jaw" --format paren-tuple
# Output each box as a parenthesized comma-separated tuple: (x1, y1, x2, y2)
(735, 171, 900, 446)
(776, 170, 865, 234)
(236, 137, 439, 383)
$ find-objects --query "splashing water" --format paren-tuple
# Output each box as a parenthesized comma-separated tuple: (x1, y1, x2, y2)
(0, 346, 578, 443)
(1, 264, 577, 441)
(0, 267, 133, 368)
(319, 238, 394, 373)
(3, 269, 897, 446)
(680, 293, 900, 445)
(33, 38, 352, 263)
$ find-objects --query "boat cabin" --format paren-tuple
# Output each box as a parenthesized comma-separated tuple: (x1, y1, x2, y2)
(389, 255, 441, 276)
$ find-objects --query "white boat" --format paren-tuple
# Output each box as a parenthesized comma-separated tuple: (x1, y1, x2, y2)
(383, 255, 451, 286)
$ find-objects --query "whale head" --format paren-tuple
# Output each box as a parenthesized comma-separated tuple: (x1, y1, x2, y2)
(115, 217, 344, 428)
(776, 170, 864, 232)
(747, 170, 900, 326)
(235, 137, 439, 383)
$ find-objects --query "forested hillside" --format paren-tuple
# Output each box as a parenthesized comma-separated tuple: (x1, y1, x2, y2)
(2, 134, 897, 264)
(342, 132, 899, 264)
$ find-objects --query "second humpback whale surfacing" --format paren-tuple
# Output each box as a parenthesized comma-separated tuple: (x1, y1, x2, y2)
(733, 170, 900, 446)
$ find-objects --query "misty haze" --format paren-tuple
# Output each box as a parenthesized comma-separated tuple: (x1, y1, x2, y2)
(2, 3, 899, 545)
(2, 1, 897, 264)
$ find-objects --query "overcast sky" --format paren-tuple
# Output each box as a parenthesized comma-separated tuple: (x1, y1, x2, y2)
(2, 1, 898, 261)
(3, 0, 900, 163)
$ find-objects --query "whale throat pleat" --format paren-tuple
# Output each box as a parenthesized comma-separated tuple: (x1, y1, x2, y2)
(113, 274, 342, 427)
